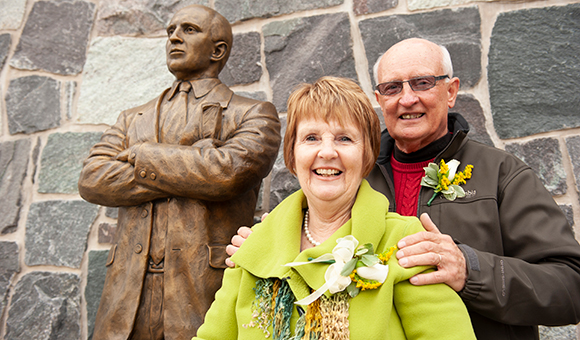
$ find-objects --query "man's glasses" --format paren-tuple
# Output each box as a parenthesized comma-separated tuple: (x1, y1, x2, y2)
(375, 75, 449, 96)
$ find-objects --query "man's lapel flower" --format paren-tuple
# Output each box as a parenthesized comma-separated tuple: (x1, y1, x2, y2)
(285, 236, 396, 305)
(421, 159, 473, 206)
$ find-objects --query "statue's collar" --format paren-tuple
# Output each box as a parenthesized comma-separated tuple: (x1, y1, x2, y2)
(167, 78, 221, 100)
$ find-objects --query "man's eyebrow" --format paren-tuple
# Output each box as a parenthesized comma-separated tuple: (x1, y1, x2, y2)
(182, 22, 203, 32)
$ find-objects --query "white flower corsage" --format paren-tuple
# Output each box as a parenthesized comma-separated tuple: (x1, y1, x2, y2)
(285, 236, 396, 305)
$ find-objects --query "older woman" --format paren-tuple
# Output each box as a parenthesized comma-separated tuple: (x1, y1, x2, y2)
(193, 77, 475, 339)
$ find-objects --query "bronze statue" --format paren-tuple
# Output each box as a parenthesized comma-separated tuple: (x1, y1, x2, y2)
(78, 5, 281, 340)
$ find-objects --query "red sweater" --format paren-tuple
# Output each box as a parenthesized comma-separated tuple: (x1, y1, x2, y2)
(390, 156, 433, 216)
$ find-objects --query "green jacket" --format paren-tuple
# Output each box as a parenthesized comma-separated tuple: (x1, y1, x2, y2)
(194, 180, 475, 339)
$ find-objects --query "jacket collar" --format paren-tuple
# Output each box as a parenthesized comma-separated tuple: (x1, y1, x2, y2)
(377, 112, 470, 165)
(130, 79, 233, 144)
(230, 180, 389, 300)
(166, 78, 232, 107)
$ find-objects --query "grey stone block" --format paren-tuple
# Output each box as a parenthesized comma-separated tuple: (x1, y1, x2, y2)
(10, 0, 96, 75)
(31, 137, 42, 184)
(566, 136, 580, 195)
(38, 132, 102, 194)
(375, 107, 386, 131)
(359, 6, 481, 89)
(558, 204, 575, 235)
(105, 206, 119, 219)
(539, 325, 578, 340)
(0, 242, 19, 318)
(98, 222, 117, 244)
(353, 0, 397, 15)
(505, 138, 567, 196)
(77, 36, 174, 126)
(454, 94, 494, 146)
(216, 0, 343, 23)
(264, 13, 357, 112)
(25, 200, 99, 268)
(5, 75, 61, 135)
(95, 0, 207, 36)
(256, 181, 264, 212)
(269, 156, 300, 210)
(0, 33, 11, 70)
(0, 139, 31, 234)
(5, 272, 81, 340)
(269, 116, 300, 209)
(0, 0, 27, 30)
(220, 32, 262, 86)
(86, 250, 109, 340)
(489, 4, 580, 139)
(65, 81, 76, 120)
(234, 91, 268, 102)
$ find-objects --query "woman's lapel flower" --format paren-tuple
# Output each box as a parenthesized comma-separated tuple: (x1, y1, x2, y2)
(421, 159, 473, 206)
(285, 236, 396, 305)
(355, 263, 389, 282)
(326, 235, 358, 294)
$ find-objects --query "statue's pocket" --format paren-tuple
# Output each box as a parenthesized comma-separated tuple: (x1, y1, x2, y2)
(106, 244, 117, 267)
(207, 244, 228, 269)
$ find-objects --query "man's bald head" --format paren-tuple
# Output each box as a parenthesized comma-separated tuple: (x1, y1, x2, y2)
(375, 38, 453, 85)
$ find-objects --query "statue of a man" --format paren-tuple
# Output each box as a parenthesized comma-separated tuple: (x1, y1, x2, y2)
(78, 5, 281, 339)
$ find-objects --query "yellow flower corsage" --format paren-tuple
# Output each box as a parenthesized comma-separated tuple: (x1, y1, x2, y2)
(421, 159, 473, 206)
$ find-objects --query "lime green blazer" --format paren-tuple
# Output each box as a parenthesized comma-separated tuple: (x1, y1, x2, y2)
(194, 180, 476, 339)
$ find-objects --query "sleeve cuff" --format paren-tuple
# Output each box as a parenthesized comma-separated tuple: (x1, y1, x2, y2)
(127, 144, 140, 165)
(458, 243, 483, 301)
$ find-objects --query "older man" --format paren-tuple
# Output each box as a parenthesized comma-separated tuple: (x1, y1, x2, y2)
(367, 38, 580, 339)
(79, 5, 280, 340)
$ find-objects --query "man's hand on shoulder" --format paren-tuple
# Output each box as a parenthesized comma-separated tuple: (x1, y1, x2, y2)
(225, 212, 268, 267)
(396, 213, 467, 292)
(225, 226, 253, 267)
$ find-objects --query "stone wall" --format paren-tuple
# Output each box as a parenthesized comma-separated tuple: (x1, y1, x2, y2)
(0, 0, 579, 339)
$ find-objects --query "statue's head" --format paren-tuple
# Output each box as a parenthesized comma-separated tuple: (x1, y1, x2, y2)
(166, 5, 233, 81)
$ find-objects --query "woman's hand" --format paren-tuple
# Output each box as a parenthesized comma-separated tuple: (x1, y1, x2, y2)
(396, 213, 467, 292)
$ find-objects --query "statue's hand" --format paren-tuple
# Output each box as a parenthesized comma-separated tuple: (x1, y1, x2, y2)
(115, 144, 140, 165)
(115, 149, 130, 162)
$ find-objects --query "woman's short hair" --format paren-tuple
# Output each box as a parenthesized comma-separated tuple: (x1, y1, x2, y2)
(284, 76, 381, 178)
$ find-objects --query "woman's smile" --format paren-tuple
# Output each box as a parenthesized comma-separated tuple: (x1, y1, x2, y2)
(313, 168, 342, 176)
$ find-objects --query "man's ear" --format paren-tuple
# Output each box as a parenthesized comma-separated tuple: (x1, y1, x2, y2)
(447, 76, 460, 109)
(211, 41, 228, 62)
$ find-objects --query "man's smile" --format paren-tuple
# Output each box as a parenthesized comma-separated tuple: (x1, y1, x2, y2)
(400, 113, 425, 120)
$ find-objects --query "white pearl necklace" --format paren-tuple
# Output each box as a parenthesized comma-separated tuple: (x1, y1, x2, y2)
(303, 210, 321, 246)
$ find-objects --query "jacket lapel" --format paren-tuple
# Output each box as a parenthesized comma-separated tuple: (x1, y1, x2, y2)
(180, 83, 233, 145)
(127, 88, 169, 145)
